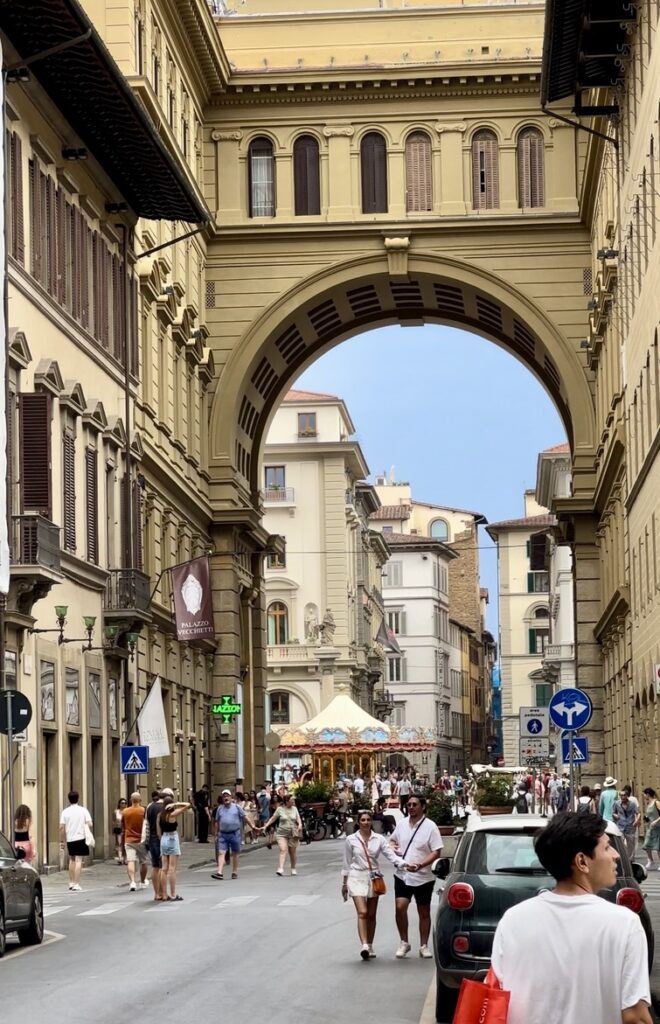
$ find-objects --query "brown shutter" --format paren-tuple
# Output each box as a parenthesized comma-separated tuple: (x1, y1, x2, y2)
(85, 447, 98, 564)
(518, 133, 531, 207)
(405, 132, 432, 213)
(56, 187, 66, 305)
(80, 219, 90, 330)
(361, 132, 388, 214)
(29, 160, 42, 282)
(294, 135, 320, 216)
(9, 133, 25, 264)
(518, 129, 544, 208)
(7, 391, 14, 526)
(92, 232, 99, 338)
(529, 132, 545, 208)
(472, 131, 499, 210)
(133, 480, 143, 570)
(62, 429, 76, 552)
(130, 275, 139, 377)
(19, 392, 52, 518)
(46, 175, 57, 296)
(102, 246, 110, 350)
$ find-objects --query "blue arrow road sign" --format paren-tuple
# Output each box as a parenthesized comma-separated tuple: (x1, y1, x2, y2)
(549, 688, 593, 732)
(121, 744, 149, 774)
(561, 735, 589, 765)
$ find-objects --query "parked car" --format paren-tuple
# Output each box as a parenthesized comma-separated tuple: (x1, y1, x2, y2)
(0, 831, 44, 956)
(432, 814, 653, 1024)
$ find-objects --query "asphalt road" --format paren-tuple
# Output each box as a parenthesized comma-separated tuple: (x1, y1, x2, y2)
(1, 842, 435, 1024)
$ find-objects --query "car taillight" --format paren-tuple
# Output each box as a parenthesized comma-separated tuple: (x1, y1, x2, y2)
(447, 883, 474, 910)
(617, 888, 644, 913)
(453, 935, 470, 953)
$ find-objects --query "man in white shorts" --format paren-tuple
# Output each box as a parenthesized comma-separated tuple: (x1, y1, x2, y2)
(491, 812, 652, 1024)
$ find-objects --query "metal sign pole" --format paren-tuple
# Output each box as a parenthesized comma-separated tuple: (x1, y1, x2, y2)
(6, 691, 14, 841)
(568, 730, 574, 811)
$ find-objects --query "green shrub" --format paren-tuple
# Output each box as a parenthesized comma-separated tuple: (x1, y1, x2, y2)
(425, 788, 455, 826)
(293, 781, 332, 804)
(475, 775, 514, 808)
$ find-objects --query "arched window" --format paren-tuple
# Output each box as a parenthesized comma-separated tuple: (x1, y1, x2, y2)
(267, 601, 289, 645)
(293, 135, 321, 216)
(430, 518, 449, 541)
(405, 131, 433, 212)
(528, 606, 550, 655)
(472, 129, 499, 210)
(361, 132, 388, 214)
(249, 137, 275, 218)
(517, 128, 545, 208)
(270, 691, 290, 725)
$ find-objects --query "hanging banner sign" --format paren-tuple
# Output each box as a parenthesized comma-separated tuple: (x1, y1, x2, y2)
(137, 676, 170, 758)
(170, 556, 215, 641)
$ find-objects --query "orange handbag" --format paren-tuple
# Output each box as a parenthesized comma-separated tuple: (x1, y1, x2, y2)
(452, 968, 510, 1024)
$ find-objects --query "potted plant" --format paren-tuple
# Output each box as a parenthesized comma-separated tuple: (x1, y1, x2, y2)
(475, 774, 514, 815)
(293, 780, 332, 816)
(426, 788, 456, 835)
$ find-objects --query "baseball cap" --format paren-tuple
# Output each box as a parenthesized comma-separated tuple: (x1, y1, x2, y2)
(161, 787, 174, 797)
(221, 789, 232, 795)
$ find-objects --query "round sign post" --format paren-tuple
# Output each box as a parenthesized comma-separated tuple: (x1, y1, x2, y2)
(0, 691, 33, 840)
(548, 688, 592, 805)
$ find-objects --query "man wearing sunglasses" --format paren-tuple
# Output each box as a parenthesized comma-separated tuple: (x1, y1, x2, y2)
(390, 795, 443, 959)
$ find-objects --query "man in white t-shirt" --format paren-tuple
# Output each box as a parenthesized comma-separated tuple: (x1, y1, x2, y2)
(491, 812, 652, 1024)
(395, 773, 413, 815)
(352, 774, 365, 796)
(390, 795, 443, 959)
(59, 790, 93, 892)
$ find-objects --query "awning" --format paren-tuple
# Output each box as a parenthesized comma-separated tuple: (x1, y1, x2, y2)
(541, 0, 636, 113)
(0, 0, 208, 223)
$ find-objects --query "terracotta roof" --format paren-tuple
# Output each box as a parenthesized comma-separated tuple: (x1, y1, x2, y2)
(369, 505, 412, 521)
(542, 442, 570, 454)
(284, 389, 339, 402)
(379, 532, 458, 557)
(486, 513, 556, 537)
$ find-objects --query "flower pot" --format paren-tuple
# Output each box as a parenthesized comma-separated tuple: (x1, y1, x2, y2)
(477, 806, 512, 816)
(438, 826, 455, 836)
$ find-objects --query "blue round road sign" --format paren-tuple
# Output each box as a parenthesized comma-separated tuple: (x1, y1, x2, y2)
(548, 688, 593, 732)
(526, 718, 543, 735)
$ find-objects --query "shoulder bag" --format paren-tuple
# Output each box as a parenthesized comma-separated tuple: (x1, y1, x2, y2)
(358, 835, 386, 896)
(84, 817, 96, 849)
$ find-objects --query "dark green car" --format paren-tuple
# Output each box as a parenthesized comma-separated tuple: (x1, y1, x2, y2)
(0, 831, 44, 956)
(432, 814, 653, 1024)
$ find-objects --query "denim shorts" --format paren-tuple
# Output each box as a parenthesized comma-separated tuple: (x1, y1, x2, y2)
(160, 832, 181, 857)
(216, 830, 241, 854)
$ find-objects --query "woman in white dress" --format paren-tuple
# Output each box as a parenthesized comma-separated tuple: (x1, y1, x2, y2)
(341, 810, 410, 960)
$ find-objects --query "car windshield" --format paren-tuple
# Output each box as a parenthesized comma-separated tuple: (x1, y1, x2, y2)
(467, 830, 627, 878)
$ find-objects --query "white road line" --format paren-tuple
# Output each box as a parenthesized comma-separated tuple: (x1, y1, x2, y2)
(278, 895, 320, 907)
(44, 905, 72, 917)
(213, 896, 259, 908)
(79, 901, 134, 916)
(144, 898, 197, 913)
(2, 931, 64, 961)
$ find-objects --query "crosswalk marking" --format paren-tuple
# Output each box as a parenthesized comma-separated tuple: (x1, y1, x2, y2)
(278, 895, 320, 908)
(79, 902, 133, 917)
(213, 896, 259, 909)
(145, 898, 197, 913)
(43, 905, 72, 917)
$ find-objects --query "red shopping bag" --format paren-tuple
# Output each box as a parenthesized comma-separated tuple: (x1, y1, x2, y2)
(452, 969, 510, 1024)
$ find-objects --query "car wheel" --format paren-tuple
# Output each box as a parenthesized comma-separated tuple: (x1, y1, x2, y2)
(18, 889, 44, 947)
(0, 903, 6, 958)
(435, 974, 459, 1023)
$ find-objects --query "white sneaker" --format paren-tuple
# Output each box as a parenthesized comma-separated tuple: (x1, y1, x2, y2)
(395, 941, 411, 959)
(360, 944, 370, 961)
(368, 946, 376, 958)
(419, 945, 433, 959)
(129, 882, 137, 892)
(276, 869, 283, 876)
(291, 869, 297, 876)
(70, 883, 82, 892)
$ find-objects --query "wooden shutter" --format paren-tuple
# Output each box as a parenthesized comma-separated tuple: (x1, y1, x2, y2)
(112, 255, 122, 361)
(472, 130, 499, 210)
(130, 275, 139, 376)
(293, 135, 320, 216)
(55, 187, 66, 305)
(361, 132, 388, 214)
(9, 133, 25, 264)
(62, 429, 76, 552)
(518, 129, 545, 208)
(19, 393, 51, 517)
(80, 219, 90, 329)
(405, 132, 432, 213)
(527, 572, 534, 592)
(46, 175, 57, 296)
(133, 480, 143, 570)
(85, 447, 98, 564)
(29, 159, 42, 282)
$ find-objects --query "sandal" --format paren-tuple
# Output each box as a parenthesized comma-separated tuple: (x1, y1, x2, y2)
(231, 873, 238, 879)
(211, 873, 223, 880)
(172, 894, 183, 901)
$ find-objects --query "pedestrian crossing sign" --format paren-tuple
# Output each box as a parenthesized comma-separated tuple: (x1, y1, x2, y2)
(121, 744, 149, 774)
(561, 735, 589, 765)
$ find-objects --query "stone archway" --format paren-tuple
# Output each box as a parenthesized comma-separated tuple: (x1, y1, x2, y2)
(207, 252, 602, 785)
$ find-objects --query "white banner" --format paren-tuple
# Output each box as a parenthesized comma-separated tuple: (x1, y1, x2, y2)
(137, 676, 170, 758)
(0, 69, 9, 596)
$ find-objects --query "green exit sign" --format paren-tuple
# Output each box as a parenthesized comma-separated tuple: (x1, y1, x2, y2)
(212, 696, 242, 723)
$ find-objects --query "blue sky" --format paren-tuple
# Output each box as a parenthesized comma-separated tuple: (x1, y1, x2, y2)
(295, 324, 567, 637)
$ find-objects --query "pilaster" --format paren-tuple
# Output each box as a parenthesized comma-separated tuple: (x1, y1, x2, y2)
(323, 126, 354, 220)
(436, 123, 467, 216)
(212, 130, 243, 225)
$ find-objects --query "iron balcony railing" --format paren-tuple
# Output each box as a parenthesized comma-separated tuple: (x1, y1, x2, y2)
(105, 568, 151, 613)
(11, 514, 60, 571)
(263, 487, 295, 503)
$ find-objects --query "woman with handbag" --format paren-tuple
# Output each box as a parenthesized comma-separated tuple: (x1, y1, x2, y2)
(341, 810, 409, 961)
(260, 792, 302, 876)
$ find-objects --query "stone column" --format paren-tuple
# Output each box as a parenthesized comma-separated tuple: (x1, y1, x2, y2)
(547, 120, 579, 213)
(499, 145, 518, 213)
(211, 130, 243, 226)
(389, 148, 406, 218)
(317, 646, 340, 707)
(276, 153, 294, 220)
(436, 123, 467, 216)
(571, 513, 604, 787)
(323, 126, 354, 221)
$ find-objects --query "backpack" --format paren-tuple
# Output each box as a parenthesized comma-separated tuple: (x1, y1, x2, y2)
(577, 798, 592, 814)
(515, 793, 529, 814)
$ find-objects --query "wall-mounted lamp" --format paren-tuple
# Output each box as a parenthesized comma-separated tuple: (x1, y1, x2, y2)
(29, 605, 68, 643)
(59, 614, 97, 650)
(597, 248, 619, 260)
(125, 632, 139, 661)
(62, 147, 88, 161)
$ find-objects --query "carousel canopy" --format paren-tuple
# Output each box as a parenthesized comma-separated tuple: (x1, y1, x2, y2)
(278, 689, 434, 753)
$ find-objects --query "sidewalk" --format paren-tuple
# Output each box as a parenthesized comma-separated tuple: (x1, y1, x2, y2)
(42, 837, 270, 895)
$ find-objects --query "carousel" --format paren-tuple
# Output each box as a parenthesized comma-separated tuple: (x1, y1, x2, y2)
(277, 688, 435, 784)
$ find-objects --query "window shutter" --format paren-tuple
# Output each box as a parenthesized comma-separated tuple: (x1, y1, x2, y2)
(10, 133, 25, 264)
(46, 175, 57, 296)
(472, 131, 499, 210)
(400, 610, 407, 635)
(55, 187, 66, 305)
(401, 657, 408, 682)
(527, 572, 534, 592)
(29, 160, 42, 282)
(526, 540, 531, 558)
(19, 393, 51, 518)
(518, 129, 544, 208)
(528, 629, 536, 654)
(85, 447, 98, 564)
(62, 429, 76, 552)
(133, 480, 143, 570)
(405, 132, 432, 213)
(294, 135, 320, 216)
(130, 275, 139, 376)
(361, 132, 388, 214)
(80, 219, 90, 330)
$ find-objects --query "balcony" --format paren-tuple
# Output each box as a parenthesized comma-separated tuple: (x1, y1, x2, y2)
(373, 688, 395, 721)
(267, 643, 317, 668)
(104, 568, 152, 630)
(8, 515, 63, 619)
(263, 487, 295, 505)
